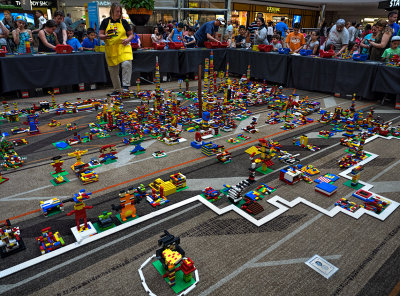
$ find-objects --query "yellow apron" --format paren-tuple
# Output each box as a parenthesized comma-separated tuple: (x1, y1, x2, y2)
(105, 19, 133, 66)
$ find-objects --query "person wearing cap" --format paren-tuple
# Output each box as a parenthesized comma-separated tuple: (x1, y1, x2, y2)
(194, 17, 225, 47)
(325, 19, 349, 56)
(381, 35, 400, 62)
(12, 16, 33, 53)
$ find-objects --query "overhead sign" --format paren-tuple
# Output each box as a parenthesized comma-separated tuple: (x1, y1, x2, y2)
(12, 0, 56, 8)
(378, 0, 400, 9)
(266, 7, 280, 13)
(88, 1, 100, 34)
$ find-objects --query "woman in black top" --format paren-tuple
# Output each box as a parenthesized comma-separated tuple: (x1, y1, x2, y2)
(38, 20, 59, 52)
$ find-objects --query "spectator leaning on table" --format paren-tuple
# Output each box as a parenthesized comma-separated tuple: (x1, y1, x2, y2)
(168, 22, 184, 43)
(285, 22, 305, 53)
(38, 20, 58, 52)
(53, 10, 67, 45)
(99, 2, 133, 95)
(66, 27, 83, 51)
(253, 17, 269, 45)
(184, 27, 196, 48)
(194, 17, 225, 47)
(369, 19, 393, 61)
(306, 30, 320, 55)
(325, 19, 349, 56)
(381, 36, 400, 62)
(271, 34, 282, 51)
(360, 24, 378, 55)
(12, 16, 33, 54)
(81, 28, 99, 50)
(388, 11, 399, 36)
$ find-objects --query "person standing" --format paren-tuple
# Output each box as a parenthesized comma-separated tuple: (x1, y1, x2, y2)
(267, 21, 274, 43)
(194, 17, 225, 47)
(38, 20, 58, 52)
(248, 12, 263, 44)
(388, 11, 399, 36)
(12, 16, 33, 54)
(285, 22, 305, 53)
(253, 17, 268, 45)
(53, 10, 67, 45)
(0, 20, 9, 50)
(319, 22, 328, 46)
(369, 19, 393, 61)
(64, 13, 73, 27)
(346, 21, 356, 43)
(226, 19, 233, 39)
(275, 17, 289, 41)
(99, 3, 133, 95)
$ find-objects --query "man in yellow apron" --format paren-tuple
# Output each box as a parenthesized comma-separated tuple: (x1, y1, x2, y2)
(99, 3, 133, 95)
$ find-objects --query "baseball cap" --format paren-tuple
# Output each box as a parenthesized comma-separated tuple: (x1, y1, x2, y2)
(217, 17, 226, 25)
(336, 19, 345, 26)
(392, 36, 400, 41)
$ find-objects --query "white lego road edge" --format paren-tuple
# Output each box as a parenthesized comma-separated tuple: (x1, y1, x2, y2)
(1, 135, 399, 279)
(138, 255, 199, 296)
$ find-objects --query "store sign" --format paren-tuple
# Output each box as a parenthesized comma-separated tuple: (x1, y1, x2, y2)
(378, 0, 400, 9)
(13, 0, 55, 7)
(97, 1, 112, 6)
(266, 7, 280, 13)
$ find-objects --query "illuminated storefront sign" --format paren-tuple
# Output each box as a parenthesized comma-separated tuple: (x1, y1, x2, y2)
(266, 7, 280, 13)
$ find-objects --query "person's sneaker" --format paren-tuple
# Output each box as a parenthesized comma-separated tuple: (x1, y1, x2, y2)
(121, 87, 130, 92)
(108, 90, 119, 96)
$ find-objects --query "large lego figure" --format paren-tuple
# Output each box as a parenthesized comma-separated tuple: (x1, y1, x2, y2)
(66, 189, 93, 231)
(111, 187, 142, 222)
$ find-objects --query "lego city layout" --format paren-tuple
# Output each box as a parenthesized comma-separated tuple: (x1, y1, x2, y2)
(0, 77, 399, 296)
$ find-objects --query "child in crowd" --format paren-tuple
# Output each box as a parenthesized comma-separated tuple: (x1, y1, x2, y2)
(168, 22, 184, 43)
(271, 34, 282, 51)
(381, 36, 400, 61)
(81, 28, 99, 51)
(285, 22, 305, 53)
(12, 16, 33, 53)
(66, 27, 83, 51)
(38, 20, 58, 52)
(184, 27, 196, 48)
(234, 25, 247, 48)
(151, 26, 163, 44)
(130, 25, 141, 48)
(306, 31, 319, 55)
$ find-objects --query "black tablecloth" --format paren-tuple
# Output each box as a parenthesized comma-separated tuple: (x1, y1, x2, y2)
(287, 55, 379, 98)
(372, 64, 400, 94)
(132, 49, 180, 73)
(0, 52, 108, 94)
(178, 48, 226, 74)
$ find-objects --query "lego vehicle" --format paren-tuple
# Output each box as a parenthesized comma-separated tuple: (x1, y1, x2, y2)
(335, 198, 358, 212)
(40, 198, 64, 217)
(74, 164, 99, 184)
(352, 189, 390, 214)
(278, 151, 300, 164)
(11, 127, 27, 135)
(48, 119, 61, 127)
(36, 227, 65, 255)
(0, 219, 25, 258)
(12, 138, 28, 146)
(202, 187, 220, 200)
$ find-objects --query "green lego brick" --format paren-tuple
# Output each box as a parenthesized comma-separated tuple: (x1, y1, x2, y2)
(51, 171, 69, 177)
(52, 142, 71, 151)
(256, 167, 274, 175)
(176, 186, 188, 193)
(153, 260, 196, 294)
(101, 158, 117, 165)
(50, 177, 70, 186)
(343, 180, 364, 190)
(92, 221, 116, 233)
(116, 213, 140, 224)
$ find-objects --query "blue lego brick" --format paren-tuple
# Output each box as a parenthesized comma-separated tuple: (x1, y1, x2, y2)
(315, 182, 338, 193)
(324, 173, 339, 182)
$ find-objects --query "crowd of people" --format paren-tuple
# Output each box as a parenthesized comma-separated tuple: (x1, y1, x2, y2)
(1, 7, 400, 63)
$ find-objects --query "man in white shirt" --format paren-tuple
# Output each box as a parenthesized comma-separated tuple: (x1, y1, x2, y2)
(326, 19, 349, 56)
(346, 21, 356, 42)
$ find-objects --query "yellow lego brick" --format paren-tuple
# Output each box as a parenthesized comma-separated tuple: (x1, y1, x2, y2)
(149, 178, 165, 191)
(162, 181, 177, 196)
(163, 249, 182, 265)
(245, 146, 260, 155)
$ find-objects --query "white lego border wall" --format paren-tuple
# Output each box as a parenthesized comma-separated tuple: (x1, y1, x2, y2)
(0, 134, 399, 279)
